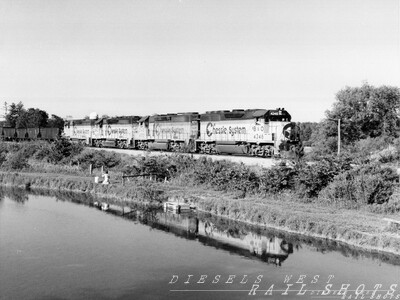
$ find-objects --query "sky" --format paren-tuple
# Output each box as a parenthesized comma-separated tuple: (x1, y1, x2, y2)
(0, 0, 399, 122)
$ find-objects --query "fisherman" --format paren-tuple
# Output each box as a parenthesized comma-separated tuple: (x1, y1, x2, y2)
(102, 170, 110, 185)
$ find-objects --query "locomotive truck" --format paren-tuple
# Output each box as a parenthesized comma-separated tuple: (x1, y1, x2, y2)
(64, 108, 300, 158)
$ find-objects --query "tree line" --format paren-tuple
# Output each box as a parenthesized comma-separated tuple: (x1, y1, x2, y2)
(298, 83, 400, 154)
(2, 101, 64, 130)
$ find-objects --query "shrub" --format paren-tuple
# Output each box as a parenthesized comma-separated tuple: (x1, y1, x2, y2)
(0, 151, 7, 167)
(295, 156, 351, 199)
(73, 149, 121, 169)
(319, 164, 399, 207)
(259, 165, 297, 194)
(34, 138, 84, 164)
(3, 150, 30, 170)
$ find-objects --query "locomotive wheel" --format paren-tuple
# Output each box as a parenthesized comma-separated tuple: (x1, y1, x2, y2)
(250, 145, 257, 156)
(120, 141, 127, 149)
(209, 144, 218, 155)
(171, 142, 182, 152)
(200, 143, 207, 154)
(257, 149, 264, 157)
(263, 146, 274, 157)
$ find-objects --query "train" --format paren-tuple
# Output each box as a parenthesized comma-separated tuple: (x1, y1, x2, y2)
(63, 108, 301, 157)
(0, 126, 61, 141)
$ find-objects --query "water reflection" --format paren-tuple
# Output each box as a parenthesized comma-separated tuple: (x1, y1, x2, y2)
(1, 187, 399, 266)
(1, 187, 28, 203)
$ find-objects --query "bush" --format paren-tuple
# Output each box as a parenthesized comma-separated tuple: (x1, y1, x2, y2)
(73, 149, 121, 169)
(34, 139, 84, 164)
(3, 150, 30, 170)
(295, 156, 352, 199)
(136, 156, 176, 180)
(352, 136, 400, 163)
(319, 164, 399, 207)
(259, 165, 297, 194)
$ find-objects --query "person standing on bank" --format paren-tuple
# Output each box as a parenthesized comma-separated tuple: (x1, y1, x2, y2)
(102, 170, 110, 185)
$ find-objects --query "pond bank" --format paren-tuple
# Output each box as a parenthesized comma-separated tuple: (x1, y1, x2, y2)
(1, 171, 399, 256)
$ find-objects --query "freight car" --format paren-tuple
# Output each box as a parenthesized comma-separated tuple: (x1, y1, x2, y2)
(64, 108, 301, 158)
(0, 126, 60, 141)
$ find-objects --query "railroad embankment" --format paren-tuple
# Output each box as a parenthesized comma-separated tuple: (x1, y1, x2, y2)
(1, 171, 399, 256)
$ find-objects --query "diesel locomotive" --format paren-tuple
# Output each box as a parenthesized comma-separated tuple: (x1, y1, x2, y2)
(64, 108, 301, 158)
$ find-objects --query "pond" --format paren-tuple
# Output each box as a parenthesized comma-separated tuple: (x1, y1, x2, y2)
(0, 188, 399, 300)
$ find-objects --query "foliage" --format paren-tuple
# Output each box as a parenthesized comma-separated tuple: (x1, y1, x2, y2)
(350, 136, 400, 163)
(49, 138, 84, 163)
(47, 114, 65, 130)
(259, 165, 297, 194)
(0, 139, 397, 208)
(5, 101, 24, 127)
(3, 150, 30, 170)
(319, 164, 399, 207)
(329, 84, 400, 142)
(138, 156, 173, 179)
(0, 151, 7, 167)
(34, 138, 84, 164)
(73, 149, 121, 169)
(297, 122, 319, 142)
(310, 84, 400, 156)
(4, 102, 64, 129)
(16, 108, 48, 128)
(295, 156, 352, 199)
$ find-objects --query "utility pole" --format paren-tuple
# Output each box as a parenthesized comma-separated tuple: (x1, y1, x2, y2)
(337, 119, 341, 156)
(2, 101, 7, 121)
(328, 118, 341, 156)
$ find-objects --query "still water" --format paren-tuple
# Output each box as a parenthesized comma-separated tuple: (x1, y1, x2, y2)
(0, 188, 399, 300)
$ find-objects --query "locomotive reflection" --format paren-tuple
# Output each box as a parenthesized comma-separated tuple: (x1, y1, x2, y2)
(123, 207, 293, 266)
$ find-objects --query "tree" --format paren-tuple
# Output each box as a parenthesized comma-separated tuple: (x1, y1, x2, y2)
(47, 114, 64, 130)
(312, 84, 400, 154)
(297, 122, 319, 143)
(16, 108, 48, 128)
(5, 102, 25, 127)
(326, 84, 400, 144)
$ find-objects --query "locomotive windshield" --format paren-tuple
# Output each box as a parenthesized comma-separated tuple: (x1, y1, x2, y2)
(265, 109, 291, 122)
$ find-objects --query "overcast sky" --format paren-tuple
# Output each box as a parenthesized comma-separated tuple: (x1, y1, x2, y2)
(1, 0, 399, 122)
